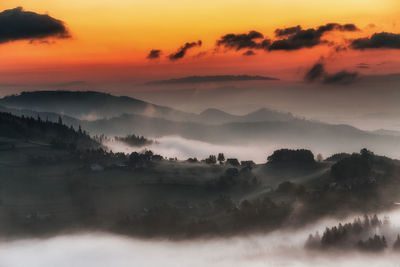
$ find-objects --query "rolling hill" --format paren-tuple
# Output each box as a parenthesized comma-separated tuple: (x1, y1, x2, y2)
(2, 90, 400, 158)
(0, 91, 295, 124)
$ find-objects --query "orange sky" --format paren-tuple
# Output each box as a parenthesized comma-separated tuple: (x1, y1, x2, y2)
(0, 0, 399, 85)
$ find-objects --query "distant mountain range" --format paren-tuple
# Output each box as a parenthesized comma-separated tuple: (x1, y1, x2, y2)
(0, 90, 188, 121)
(2, 90, 400, 157)
(79, 113, 400, 157)
(145, 75, 279, 85)
(0, 90, 294, 124)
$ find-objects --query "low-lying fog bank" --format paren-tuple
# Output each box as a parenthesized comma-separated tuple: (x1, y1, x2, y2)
(3, 209, 400, 267)
(104, 135, 400, 163)
(105, 136, 300, 164)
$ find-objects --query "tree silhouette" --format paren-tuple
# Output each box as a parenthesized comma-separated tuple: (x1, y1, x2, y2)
(217, 153, 225, 165)
(205, 155, 217, 164)
(393, 235, 400, 250)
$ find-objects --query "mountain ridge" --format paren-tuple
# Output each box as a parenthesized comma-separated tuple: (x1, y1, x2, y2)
(0, 90, 294, 124)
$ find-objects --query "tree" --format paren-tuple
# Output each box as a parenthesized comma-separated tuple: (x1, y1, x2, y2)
(187, 157, 198, 163)
(241, 161, 256, 169)
(393, 235, 400, 250)
(226, 158, 240, 167)
(316, 153, 323, 162)
(217, 153, 225, 164)
(331, 152, 373, 181)
(267, 149, 315, 164)
(58, 116, 63, 125)
(205, 155, 217, 164)
(305, 232, 321, 249)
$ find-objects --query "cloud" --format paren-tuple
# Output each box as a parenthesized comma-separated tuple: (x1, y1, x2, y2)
(323, 71, 358, 84)
(106, 136, 281, 163)
(275, 25, 302, 37)
(269, 29, 323, 51)
(216, 31, 270, 51)
(242, 50, 256, 56)
(169, 40, 202, 61)
(147, 49, 162, 59)
(317, 23, 359, 33)
(149, 23, 361, 59)
(0, 7, 70, 44)
(145, 75, 279, 85)
(351, 32, 400, 50)
(269, 23, 359, 51)
(304, 61, 358, 84)
(304, 62, 325, 82)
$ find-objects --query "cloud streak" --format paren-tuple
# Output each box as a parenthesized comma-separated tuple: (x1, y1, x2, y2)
(169, 41, 202, 61)
(0, 7, 70, 44)
(147, 49, 162, 59)
(304, 62, 325, 82)
(275, 26, 302, 37)
(351, 32, 400, 50)
(216, 31, 270, 51)
(269, 23, 359, 51)
(323, 70, 358, 84)
(304, 61, 358, 84)
(242, 50, 256, 56)
(147, 22, 366, 60)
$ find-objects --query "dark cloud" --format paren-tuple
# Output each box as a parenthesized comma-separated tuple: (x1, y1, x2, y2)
(304, 61, 358, 84)
(323, 71, 358, 84)
(304, 62, 325, 82)
(147, 49, 162, 59)
(275, 26, 302, 37)
(169, 40, 202, 61)
(317, 23, 359, 33)
(242, 50, 256, 56)
(351, 32, 400, 50)
(270, 23, 359, 51)
(216, 31, 270, 51)
(0, 7, 69, 44)
(269, 29, 323, 51)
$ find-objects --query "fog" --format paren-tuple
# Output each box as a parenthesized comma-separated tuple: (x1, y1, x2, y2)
(128, 77, 400, 132)
(105, 136, 287, 163)
(2, 209, 400, 267)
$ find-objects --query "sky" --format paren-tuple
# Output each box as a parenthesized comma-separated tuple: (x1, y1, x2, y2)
(0, 0, 399, 88)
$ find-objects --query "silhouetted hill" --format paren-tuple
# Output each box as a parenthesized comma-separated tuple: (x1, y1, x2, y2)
(80, 113, 400, 157)
(0, 91, 297, 124)
(0, 105, 81, 128)
(198, 108, 239, 124)
(0, 112, 99, 149)
(239, 108, 294, 122)
(0, 91, 193, 121)
(371, 129, 400, 137)
(3, 91, 400, 157)
(197, 108, 294, 124)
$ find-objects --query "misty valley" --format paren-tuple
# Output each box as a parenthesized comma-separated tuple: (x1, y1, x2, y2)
(1, 91, 400, 266)
(2, 0, 400, 265)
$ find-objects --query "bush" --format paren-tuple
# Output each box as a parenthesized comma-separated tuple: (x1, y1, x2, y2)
(267, 149, 315, 164)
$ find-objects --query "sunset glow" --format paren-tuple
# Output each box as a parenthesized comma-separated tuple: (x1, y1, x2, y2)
(0, 0, 399, 85)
